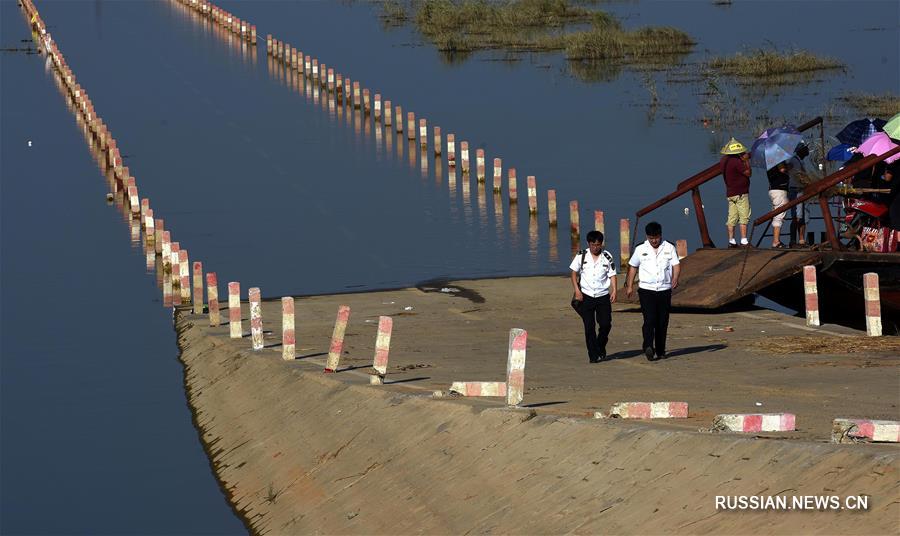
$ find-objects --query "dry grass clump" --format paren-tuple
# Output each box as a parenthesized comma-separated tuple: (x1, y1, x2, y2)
(752, 335, 900, 355)
(565, 25, 693, 60)
(841, 92, 900, 118)
(708, 49, 844, 78)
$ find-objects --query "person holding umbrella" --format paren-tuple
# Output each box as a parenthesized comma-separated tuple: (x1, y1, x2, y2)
(749, 126, 804, 249)
(720, 137, 752, 247)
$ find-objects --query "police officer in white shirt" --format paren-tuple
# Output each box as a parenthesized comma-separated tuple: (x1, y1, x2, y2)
(570, 231, 617, 363)
(625, 222, 681, 361)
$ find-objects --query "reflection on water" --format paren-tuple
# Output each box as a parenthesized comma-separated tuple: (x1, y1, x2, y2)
(256, 33, 570, 266)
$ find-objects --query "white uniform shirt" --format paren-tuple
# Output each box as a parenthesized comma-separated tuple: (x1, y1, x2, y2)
(569, 249, 616, 298)
(628, 240, 680, 291)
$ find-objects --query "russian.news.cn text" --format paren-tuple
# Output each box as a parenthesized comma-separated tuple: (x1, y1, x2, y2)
(716, 495, 869, 511)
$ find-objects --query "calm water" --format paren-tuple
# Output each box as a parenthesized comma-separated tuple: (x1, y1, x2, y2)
(1, 0, 896, 532)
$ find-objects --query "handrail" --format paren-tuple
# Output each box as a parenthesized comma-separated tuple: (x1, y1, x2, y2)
(752, 146, 900, 226)
(633, 116, 823, 248)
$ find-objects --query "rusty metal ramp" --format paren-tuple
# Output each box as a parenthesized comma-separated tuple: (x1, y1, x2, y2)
(670, 249, 823, 308)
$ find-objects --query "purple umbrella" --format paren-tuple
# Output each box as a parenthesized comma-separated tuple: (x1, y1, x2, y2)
(857, 132, 899, 164)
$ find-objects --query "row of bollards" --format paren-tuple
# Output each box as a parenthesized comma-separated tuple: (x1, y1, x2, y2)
(259, 26, 645, 262)
(174, 0, 256, 44)
(803, 266, 882, 336)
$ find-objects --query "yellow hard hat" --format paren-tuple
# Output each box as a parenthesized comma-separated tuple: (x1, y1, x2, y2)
(720, 137, 747, 155)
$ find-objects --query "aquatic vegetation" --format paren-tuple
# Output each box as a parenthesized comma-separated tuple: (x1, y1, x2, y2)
(708, 49, 844, 80)
(385, 0, 695, 63)
(840, 92, 900, 118)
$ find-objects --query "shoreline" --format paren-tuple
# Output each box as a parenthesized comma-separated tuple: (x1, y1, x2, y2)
(176, 275, 899, 534)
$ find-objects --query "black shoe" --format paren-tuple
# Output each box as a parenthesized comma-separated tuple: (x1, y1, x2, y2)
(589, 356, 599, 363)
(598, 352, 607, 362)
(644, 347, 655, 361)
(657, 351, 667, 359)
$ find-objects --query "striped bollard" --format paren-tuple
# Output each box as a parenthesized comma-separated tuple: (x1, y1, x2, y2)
(506, 328, 527, 407)
(569, 201, 580, 237)
(335, 73, 343, 96)
(384, 100, 392, 126)
(281, 297, 295, 361)
(508, 168, 518, 203)
(170, 245, 181, 306)
(620, 218, 631, 268)
(145, 211, 155, 244)
(832, 418, 900, 443)
(676, 239, 688, 259)
(324, 305, 351, 372)
(250, 26, 256, 45)
(433, 126, 441, 155)
(712, 413, 796, 433)
(290, 48, 297, 68)
(460, 142, 470, 174)
(448, 382, 506, 397)
(228, 282, 241, 338)
(154, 219, 163, 254)
(548, 190, 557, 226)
(140, 198, 150, 223)
(249, 287, 263, 350)
(312, 58, 319, 80)
(476, 149, 485, 182)
(127, 185, 140, 215)
(163, 255, 173, 308)
(370, 316, 393, 385)
(803, 266, 820, 327)
(266, 35, 272, 53)
(447, 134, 456, 166)
(610, 402, 688, 419)
(179, 250, 191, 304)
(407, 112, 416, 141)
(492, 158, 502, 192)
(864, 272, 881, 336)
(192, 262, 204, 314)
(352, 81, 360, 109)
(304, 55, 311, 75)
(327, 69, 335, 92)
(526, 176, 537, 214)
(363, 88, 371, 114)
(161, 231, 172, 272)
(207, 272, 219, 327)
(594, 210, 605, 234)
(374, 94, 382, 120)
(418, 118, 427, 148)
(395, 105, 403, 134)
(344, 77, 351, 98)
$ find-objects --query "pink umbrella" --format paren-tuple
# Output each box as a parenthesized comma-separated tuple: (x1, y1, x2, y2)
(857, 131, 900, 163)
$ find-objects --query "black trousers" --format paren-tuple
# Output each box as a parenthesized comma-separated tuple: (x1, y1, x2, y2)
(638, 288, 672, 355)
(578, 294, 612, 361)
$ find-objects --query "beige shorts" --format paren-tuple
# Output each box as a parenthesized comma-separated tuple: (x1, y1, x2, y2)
(726, 194, 751, 226)
(768, 189, 788, 227)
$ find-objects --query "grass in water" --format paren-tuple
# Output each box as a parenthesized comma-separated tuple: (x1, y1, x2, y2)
(708, 49, 844, 79)
(840, 92, 900, 118)
(387, 0, 694, 65)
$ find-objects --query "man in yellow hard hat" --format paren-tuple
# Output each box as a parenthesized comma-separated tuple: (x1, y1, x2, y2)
(720, 137, 752, 247)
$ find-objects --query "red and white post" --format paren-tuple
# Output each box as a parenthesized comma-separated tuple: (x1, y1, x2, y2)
(594, 210, 605, 234)
(170, 244, 181, 306)
(569, 200, 580, 237)
(324, 305, 351, 372)
(384, 100, 392, 126)
(620, 218, 631, 268)
(249, 287, 263, 350)
(493, 158, 502, 192)
(676, 239, 688, 259)
(178, 250, 191, 304)
(228, 282, 241, 338)
(476, 149, 485, 182)
(281, 297, 295, 361)
(508, 168, 517, 202)
(418, 118, 427, 148)
(407, 112, 416, 141)
(370, 316, 393, 385)
(207, 272, 219, 327)
(374, 94, 382, 121)
(526, 176, 538, 214)
(803, 265, 820, 327)
(433, 126, 442, 156)
(447, 134, 456, 166)
(460, 141, 470, 174)
(864, 272, 881, 336)
(192, 261, 204, 315)
(395, 105, 403, 133)
(548, 190, 557, 226)
(506, 328, 527, 407)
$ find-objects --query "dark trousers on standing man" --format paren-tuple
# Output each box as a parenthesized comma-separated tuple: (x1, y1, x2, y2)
(638, 288, 672, 356)
(579, 294, 612, 362)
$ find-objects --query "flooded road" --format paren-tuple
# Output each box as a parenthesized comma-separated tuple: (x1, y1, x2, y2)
(1, 0, 896, 532)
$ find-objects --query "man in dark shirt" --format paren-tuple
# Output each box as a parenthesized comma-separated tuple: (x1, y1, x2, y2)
(766, 161, 790, 248)
(720, 137, 752, 247)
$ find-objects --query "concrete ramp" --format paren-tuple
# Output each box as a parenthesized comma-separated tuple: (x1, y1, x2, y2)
(672, 249, 823, 308)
